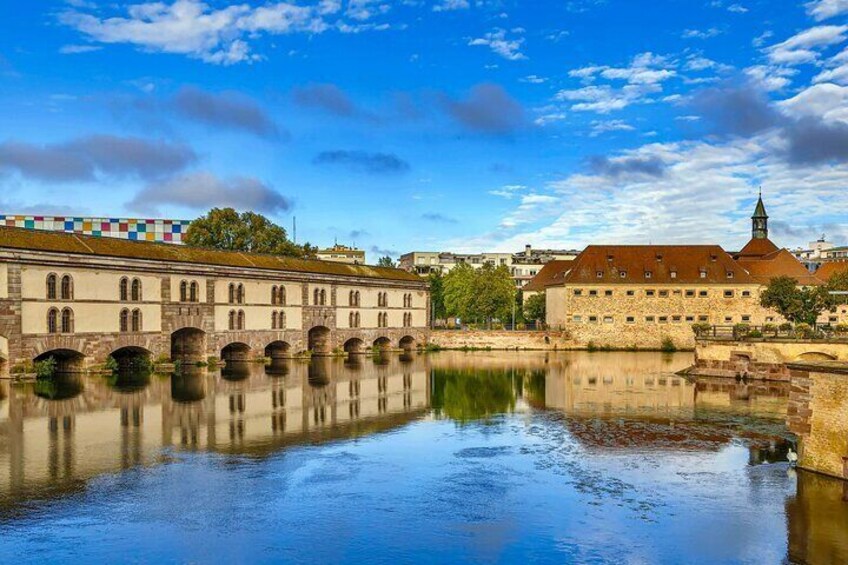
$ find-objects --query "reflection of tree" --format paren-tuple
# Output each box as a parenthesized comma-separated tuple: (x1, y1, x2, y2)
(106, 368, 151, 393)
(523, 370, 547, 409)
(33, 374, 84, 400)
(431, 368, 517, 422)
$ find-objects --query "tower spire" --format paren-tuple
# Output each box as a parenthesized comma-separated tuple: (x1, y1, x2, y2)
(752, 189, 768, 240)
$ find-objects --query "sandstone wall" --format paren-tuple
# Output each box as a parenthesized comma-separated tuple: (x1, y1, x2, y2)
(429, 330, 573, 350)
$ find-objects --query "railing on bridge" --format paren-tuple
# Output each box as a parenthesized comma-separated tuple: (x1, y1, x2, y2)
(694, 323, 848, 342)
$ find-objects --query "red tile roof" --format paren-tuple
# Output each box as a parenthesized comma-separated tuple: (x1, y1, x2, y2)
(522, 260, 572, 291)
(735, 237, 780, 258)
(814, 261, 848, 282)
(560, 245, 753, 285)
(736, 248, 824, 285)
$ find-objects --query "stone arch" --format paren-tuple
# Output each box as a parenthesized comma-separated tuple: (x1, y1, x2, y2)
(265, 340, 292, 360)
(344, 337, 366, 355)
(221, 342, 251, 362)
(399, 335, 417, 351)
(308, 326, 332, 356)
(795, 351, 838, 361)
(171, 327, 206, 363)
(34, 348, 86, 373)
(373, 336, 392, 352)
(110, 345, 153, 370)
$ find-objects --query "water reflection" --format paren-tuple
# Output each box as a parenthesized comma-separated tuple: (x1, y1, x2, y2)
(0, 351, 845, 563)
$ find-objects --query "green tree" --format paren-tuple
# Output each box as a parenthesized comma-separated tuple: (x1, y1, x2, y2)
(184, 208, 315, 258)
(471, 264, 516, 324)
(826, 269, 848, 299)
(377, 256, 397, 268)
(760, 276, 832, 325)
(443, 262, 476, 320)
(523, 292, 546, 322)
(428, 271, 447, 321)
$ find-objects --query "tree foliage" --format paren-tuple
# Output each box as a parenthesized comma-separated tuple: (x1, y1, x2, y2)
(184, 208, 315, 258)
(443, 263, 515, 323)
(428, 271, 447, 320)
(523, 292, 546, 322)
(377, 256, 397, 268)
(760, 276, 832, 325)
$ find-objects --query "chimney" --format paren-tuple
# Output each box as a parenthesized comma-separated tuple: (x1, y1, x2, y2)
(525, 244, 532, 258)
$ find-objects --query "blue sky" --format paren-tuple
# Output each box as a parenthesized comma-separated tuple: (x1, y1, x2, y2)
(1, 0, 847, 258)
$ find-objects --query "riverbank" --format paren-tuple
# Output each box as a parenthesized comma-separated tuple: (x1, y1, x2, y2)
(429, 330, 574, 351)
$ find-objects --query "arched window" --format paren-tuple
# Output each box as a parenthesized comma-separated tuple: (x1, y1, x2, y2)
(61, 308, 73, 333)
(278, 311, 286, 329)
(180, 280, 188, 302)
(60, 275, 73, 300)
(272, 311, 278, 329)
(119, 277, 129, 301)
(271, 286, 278, 305)
(349, 311, 355, 327)
(46, 274, 57, 299)
(47, 308, 59, 333)
(349, 290, 355, 306)
(355, 312, 360, 328)
(313, 288, 320, 305)
(278, 286, 286, 306)
(189, 281, 198, 303)
(237, 284, 244, 304)
(237, 310, 245, 330)
(355, 291, 360, 306)
(229, 283, 236, 304)
(131, 309, 142, 332)
(228, 310, 236, 330)
(131, 278, 142, 302)
(320, 289, 326, 306)
(120, 308, 129, 332)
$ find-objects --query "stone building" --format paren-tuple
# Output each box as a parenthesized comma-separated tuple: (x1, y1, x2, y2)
(0, 227, 429, 374)
(538, 195, 839, 349)
(316, 243, 366, 265)
(400, 245, 580, 289)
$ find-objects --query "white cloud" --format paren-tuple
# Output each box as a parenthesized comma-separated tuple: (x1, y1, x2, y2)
(589, 119, 635, 136)
(727, 3, 748, 13)
(58, 44, 102, 54)
(469, 28, 526, 61)
(744, 65, 798, 91)
(433, 0, 470, 11)
(765, 25, 848, 66)
(780, 83, 848, 123)
(806, 0, 848, 21)
(521, 74, 548, 84)
(814, 46, 848, 84)
(59, 0, 392, 65)
(682, 28, 722, 40)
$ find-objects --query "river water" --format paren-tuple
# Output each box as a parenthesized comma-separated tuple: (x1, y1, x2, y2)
(0, 351, 846, 564)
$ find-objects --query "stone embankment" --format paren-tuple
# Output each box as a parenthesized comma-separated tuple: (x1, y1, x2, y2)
(429, 330, 573, 351)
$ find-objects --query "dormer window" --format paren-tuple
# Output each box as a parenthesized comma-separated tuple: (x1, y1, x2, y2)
(607, 255, 614, 262)
(700, 270, 707, 279)
(726, 271, 734, 279)
(670, 270, 677, 279)
(596, 271, 603, 278)
(709, 254, 717, 262)
(645, 271, 652, 279)
(655, 254, 663, 262)
(619, 270, 627, 278)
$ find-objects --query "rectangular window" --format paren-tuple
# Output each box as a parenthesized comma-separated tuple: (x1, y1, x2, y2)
(659, 290, 668, 297)
(699, 290, 708, 297)
(742, 315, 751, 322)
(685, 290, 695, 297)
(596, 271, 603, 278)
(588, 316, 598, 323)
(574, 289, 583, 296)
(589, 290, 598, 296)
(604, 290, 613, 297)
(724, 316, 733, 323)
(727, 271, 734, 279)
(645, 316, 655, 323)
(699, 315, 709, 322)
(685, 315, 694, 322)
(670, 271, 677, 279)
(742, 290, 751, 297)
(646, 290, 655, 297)
(573, 315, 582, 323)
(672, 315, 682, 323)
(659, 316, 668, 324)
(603, 316, 614, 324)
(829, 316, 838, 323)
(724, 290, 734, 298)
(626, 290, 635, 296)
(766, 316, 774, 322)
(645, 271, 653, 279)
(626, 316, 635, 323)
(672, 290, 682, 296)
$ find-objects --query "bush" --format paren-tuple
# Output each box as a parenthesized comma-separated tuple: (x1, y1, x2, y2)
(34, 357, 57, 379)
(105, 356, 119, 372)
(794, 323, 813, 339)
(660, 336, 677, 353)
(779, 322, 793, 332)
(587, 340, 598, 352)
(834, 323, 848, 334)
(691, 322, 712, 336)
(748, 329, 764, 338)
(762, 323, 778, 334)
(734, 323, 751, 337)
